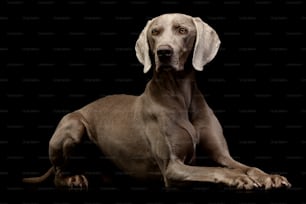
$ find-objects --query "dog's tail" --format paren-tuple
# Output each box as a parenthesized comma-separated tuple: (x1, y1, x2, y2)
(22, 167, 54, 184)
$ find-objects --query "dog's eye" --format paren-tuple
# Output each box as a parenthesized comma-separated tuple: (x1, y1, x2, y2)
(178, 27, 188, 35)
(151, 29, 160, 36)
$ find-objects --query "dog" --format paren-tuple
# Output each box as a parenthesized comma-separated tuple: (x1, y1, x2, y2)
(22, 13, 291, 190)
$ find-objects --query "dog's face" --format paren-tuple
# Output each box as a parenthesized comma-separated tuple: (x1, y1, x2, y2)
(135, 13, 221, 73)
(147, 14, 196, 72)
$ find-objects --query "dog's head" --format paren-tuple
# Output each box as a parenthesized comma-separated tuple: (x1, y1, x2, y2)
(135, 13, 221, 73)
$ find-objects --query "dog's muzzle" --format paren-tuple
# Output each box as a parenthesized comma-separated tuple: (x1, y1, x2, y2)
(156, 45, 175, 71)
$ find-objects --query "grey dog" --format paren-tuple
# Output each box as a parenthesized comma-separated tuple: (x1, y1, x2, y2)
(22, 13, 291, 190)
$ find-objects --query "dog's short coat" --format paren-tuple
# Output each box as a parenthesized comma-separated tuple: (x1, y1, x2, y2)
(23, 13, 291, 190)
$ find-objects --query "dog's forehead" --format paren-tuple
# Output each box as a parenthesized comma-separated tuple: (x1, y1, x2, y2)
(151, 13, 194, 27)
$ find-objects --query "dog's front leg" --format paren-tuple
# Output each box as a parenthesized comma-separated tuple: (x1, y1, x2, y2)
(190, 98, 291, 189)
(145, 116, 257, 190)
(164, 159, 258, 190)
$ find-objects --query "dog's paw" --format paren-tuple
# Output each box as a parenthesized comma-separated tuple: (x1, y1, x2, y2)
(222, 169, 259, 190)
(262, 174, 291, 189)
(66, 175, 89, 191)
(55, 174, 89, 191)
(246, 167, 291, 189)
(228, 174, 259, 190)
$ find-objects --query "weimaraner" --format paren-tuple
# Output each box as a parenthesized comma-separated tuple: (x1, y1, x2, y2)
(23, 13, 291, 190)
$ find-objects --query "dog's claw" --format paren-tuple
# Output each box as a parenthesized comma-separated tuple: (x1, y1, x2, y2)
(282, 180, 291, 188)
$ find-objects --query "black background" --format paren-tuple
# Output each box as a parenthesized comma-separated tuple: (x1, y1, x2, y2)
(2, 0, 306, 203)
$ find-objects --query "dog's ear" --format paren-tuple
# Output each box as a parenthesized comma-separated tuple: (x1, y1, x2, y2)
(135, 19, 153, 73)
(192, 17, 221, 71)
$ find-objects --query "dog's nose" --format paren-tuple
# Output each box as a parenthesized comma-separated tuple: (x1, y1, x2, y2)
(157, 45, 173, 58)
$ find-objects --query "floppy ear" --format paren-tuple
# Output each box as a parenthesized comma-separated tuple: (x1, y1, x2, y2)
(135, 19, 153, 73)
(192, 17, 221, 71)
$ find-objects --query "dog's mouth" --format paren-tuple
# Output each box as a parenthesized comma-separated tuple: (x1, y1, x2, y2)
(156, 61, 180, 72)
(155, 55, 180, 72)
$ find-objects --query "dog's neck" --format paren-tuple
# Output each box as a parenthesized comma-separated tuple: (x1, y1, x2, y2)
(146, 66, 197, 109)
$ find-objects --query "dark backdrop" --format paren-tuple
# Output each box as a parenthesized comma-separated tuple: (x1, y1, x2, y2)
(2, 0, 305, 203)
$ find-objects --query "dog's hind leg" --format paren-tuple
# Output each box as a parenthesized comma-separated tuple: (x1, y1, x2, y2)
(49, 111, 89, 190)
